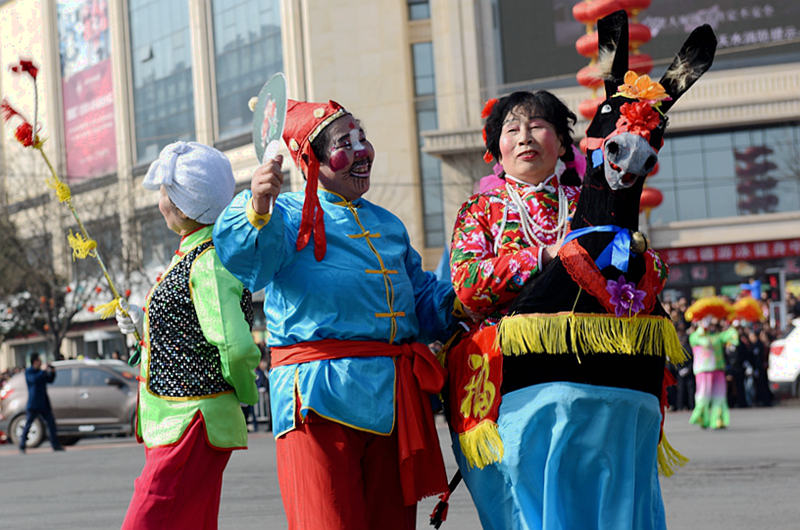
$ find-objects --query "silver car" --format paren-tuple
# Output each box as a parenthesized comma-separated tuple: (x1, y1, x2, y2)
(0, 359, 138, 447)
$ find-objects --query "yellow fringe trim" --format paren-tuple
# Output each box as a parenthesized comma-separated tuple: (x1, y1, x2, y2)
(458, 419, 504, 469)
(498, 312, 687, 366)
(657, 432, 689, 477)
(46, 176, 72, 203)
(67, 230, 97, 260)
(94, 298, 122, 320)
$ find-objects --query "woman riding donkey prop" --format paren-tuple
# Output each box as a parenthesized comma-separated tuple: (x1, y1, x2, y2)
(444, 11, 718, 530)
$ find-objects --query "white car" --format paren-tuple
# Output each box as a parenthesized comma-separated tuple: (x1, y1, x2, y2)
(768, 318, 800, 397)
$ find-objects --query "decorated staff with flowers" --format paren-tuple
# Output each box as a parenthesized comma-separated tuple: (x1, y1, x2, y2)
(2, 58, 138, 341)
(444, 12, 717, 530)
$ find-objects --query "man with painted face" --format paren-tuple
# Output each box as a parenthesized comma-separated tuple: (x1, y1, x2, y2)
(213, 100, 459, 530)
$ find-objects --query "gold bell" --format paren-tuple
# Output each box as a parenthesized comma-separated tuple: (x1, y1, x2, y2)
(630, 231, 649, 254)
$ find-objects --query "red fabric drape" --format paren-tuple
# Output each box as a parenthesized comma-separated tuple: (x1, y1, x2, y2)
(271, 339, 448, 505)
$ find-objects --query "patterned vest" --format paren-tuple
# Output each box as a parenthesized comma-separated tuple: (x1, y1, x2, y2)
(147, 240, 254, 398)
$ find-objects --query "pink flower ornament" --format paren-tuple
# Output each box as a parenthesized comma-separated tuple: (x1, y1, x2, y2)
(606, 275, 646, 317)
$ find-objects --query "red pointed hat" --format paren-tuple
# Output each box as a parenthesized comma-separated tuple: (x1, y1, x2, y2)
(283, 99, 350, 261)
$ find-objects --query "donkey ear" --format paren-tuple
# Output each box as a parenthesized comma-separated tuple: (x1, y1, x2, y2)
(658, 25, 717, 114)
(597, 10, 629, 98)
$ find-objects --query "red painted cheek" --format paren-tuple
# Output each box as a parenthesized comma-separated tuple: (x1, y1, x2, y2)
(499, 137, 514, 158)
(329, 150, 350, 171)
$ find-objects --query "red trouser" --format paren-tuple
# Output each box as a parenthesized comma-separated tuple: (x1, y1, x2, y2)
(276, 413, 417, 530)
(121, 415, 232, 530)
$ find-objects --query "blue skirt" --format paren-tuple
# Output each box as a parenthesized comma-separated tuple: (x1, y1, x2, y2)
(452, 382, 666, 530)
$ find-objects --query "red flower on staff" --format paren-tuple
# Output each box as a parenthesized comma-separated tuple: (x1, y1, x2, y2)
(2, 99, 39, 147)
(1, 99, 20, 121)
(14, 122, 35, 147)
(9, 59, 38, 79)
(616, 102, 660, 141)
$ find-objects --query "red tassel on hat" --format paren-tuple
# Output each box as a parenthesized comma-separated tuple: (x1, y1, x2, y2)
(283, 99, 348, 261)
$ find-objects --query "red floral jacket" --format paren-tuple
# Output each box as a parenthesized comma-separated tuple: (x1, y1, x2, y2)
(450, 176, 580, 321)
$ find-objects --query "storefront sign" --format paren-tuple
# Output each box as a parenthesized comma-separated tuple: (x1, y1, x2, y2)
(657, 238, 800, 265)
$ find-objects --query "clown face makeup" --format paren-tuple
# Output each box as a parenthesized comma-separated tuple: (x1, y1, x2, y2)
(498, 106, 566, 186)
(318, 115, 375, 201)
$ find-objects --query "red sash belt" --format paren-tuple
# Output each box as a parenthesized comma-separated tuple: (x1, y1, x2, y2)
(271, 339, 449, 505)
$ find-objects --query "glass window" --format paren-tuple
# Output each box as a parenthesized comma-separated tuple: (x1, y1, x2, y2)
(129, 0, 195, 164)
(50, 368, 75, 387)
(408, 0, 430, 20)
(211, 0, 283, 140)
(138, 210, 180, 273)
(411, 42, 444, 248)
(648, 122, 800, 225)
(80, 368, 112, 386)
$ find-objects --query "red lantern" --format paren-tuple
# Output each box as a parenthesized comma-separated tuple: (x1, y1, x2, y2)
(588, 0, 623, 21)
(575, 32, 599, 58)
(573, 0, 624, 25)
(576, 65, 604, 89)
(628, 23, 652, 47)
(628, 53, 653, 75)
(578, 97, 603, 120)
(617, 0, 652, 16)
(639, 187, 663, 212)
(648, 162, 659, 177)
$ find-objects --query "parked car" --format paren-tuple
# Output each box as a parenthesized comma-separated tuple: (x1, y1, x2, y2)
(0, 359, 138, 447)
(768, 318, 800, 397)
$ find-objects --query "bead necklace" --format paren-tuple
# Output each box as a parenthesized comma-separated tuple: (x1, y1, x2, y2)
(503, 174, 569, 249)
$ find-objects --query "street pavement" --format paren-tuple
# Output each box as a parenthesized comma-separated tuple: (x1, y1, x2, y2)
(1, 401, 798, 529)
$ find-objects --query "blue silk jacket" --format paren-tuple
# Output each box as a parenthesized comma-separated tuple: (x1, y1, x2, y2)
(213, 188, 455, 437)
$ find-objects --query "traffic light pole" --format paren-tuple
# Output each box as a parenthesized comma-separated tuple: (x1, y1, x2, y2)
(766, 267, 787, 330)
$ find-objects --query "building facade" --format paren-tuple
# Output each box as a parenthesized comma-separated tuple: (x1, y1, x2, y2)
(2, 0, 800, 368)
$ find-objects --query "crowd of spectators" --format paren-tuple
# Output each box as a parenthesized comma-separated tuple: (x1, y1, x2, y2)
(663, 291, 800, 412)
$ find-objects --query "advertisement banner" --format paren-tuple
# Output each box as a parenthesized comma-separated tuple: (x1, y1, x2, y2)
(57, 0, 116, 182)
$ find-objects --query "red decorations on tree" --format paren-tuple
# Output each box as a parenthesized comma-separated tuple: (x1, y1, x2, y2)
(616, 101, 660, 140)
(573, 0, 653, 119)
(734, 145, 778, 214)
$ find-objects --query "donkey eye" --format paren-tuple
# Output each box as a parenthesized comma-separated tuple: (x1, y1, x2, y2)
(600, 104, 612, 114)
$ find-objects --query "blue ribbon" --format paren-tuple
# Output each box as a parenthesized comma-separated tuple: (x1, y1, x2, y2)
(562, 225, 633, 272)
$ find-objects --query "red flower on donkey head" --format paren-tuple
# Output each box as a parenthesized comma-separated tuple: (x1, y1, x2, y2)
(616, 102, 660, 142)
